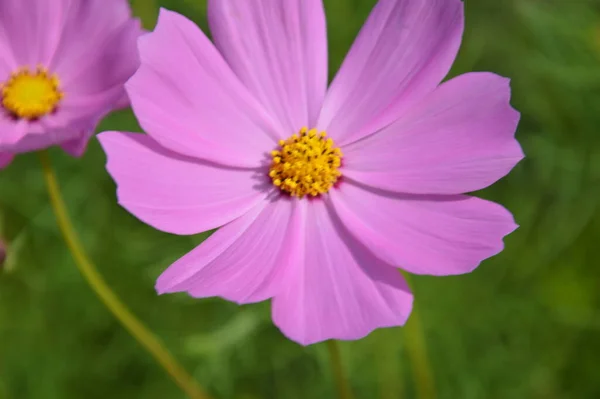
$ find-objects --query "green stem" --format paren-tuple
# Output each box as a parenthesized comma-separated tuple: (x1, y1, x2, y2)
(376, 328, 404, 399)
(326, 340, 354, 399)
(402, 274, 436, 399)
(39, 151, 210, 399)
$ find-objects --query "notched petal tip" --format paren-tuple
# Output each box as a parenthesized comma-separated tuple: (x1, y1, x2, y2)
(270, 202, 415, 345)
(341, 70, 525, 195)
(126, 5, 277, 167)
(331, 183, 520, 277)
(318, 0, 465, 144)
(98, 131, 267, 236)
(275, 290, 414, 346)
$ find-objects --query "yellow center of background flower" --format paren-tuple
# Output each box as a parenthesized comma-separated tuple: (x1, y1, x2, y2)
(1, 66, 63, 120)
(269, 127, 343, 198)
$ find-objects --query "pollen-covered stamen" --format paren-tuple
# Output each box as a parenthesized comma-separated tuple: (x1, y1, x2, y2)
(1, 65, 64, 120)
(269, 127, 343, 198)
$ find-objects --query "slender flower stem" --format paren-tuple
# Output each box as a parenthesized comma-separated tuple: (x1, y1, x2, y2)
(402, 274, 436, 399)
(38, 151, 210, 399)
(375, 328, 404, 399)
(326, 340, 354, 399)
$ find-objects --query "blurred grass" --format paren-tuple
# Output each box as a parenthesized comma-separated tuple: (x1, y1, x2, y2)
(1, 0, 600, 398)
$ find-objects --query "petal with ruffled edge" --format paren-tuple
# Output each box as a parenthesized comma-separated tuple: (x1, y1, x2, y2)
(331, 182, 518, 276)
(318, 0, 464, 145)
(0, 153, 14, 169)
(272, 199, 413, 345)
(127, 9, 281, 168)
(157, 196, 300, 304)
(342, 73, 523, 195)
(208, 0, 328, 134)
(98, 131, 267, 235)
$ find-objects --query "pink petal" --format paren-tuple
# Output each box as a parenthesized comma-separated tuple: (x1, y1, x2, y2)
(0, 0, 135, 67)
(45, 0, 140, 129)
(0, 115, 27, 149)
(0, 11, 18, 75)
(331, 182, 518, 276)
(54, 19, 141, 117)
(127, 9, 281, 168)
(208, 0, 328, 134)
(0, 152, 14, 169)
(60, 127, 97, 158)
(272, 200, 413, 345)
(0, 111, 89, 153)
(98, 131, 267, 235)
(342, 73, 523, 194)
(114, 91, 132, 110)
(318, 0, 464, 145)
(157, 197, 300, 304)
(49, 0, 137, 71)
(49, 90, 124, 129)
(0, 0, 63, 66)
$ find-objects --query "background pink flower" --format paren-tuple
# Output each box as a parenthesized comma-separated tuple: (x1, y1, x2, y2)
(100, 0, 523, 345)
(0, 0, 142, 169)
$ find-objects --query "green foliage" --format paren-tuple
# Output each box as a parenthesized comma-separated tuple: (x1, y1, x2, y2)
(2, 0, 600, 398)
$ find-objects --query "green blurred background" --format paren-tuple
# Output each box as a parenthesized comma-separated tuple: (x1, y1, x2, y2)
(2, 0, 600, 398)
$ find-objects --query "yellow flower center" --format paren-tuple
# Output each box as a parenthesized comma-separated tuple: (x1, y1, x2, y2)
(1, 66, 64, 120)
(269, 127, 343, 198)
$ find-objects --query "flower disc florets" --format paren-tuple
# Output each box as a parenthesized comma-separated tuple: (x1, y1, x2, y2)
(1, 66, 63, 120)
(269, 127, 342, 198)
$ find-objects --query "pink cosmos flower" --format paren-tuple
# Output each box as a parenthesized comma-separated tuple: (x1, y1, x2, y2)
(99, 0, 523, 345)
(0, 0, 141, 168)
